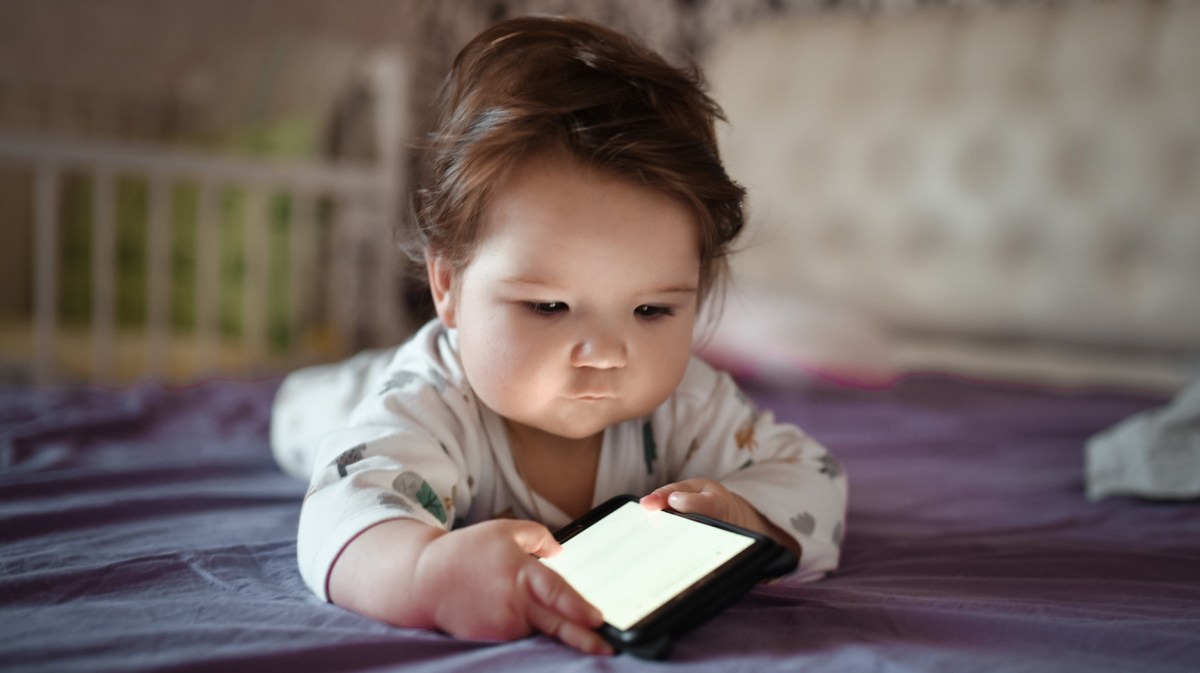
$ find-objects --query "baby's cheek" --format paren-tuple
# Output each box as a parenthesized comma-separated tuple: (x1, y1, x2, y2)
(653, 336, 692, 393)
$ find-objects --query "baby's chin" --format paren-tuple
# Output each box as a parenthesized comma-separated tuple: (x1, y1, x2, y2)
(519, 402, 661, 441)
(572, 408, 667, 439)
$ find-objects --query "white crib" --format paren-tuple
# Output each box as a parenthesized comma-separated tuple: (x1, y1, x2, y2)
(0, 55, 412, 385)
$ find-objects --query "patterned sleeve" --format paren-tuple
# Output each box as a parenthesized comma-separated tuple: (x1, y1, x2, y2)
(665, 359, 848, 582)
(269, 347, 399, 481)
(291, 337, 480, 601)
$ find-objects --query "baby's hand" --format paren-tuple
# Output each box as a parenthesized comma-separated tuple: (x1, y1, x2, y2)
(641, 479, 800, 556)
(414, 519, 612, 655)
(640, 478, 757, 530)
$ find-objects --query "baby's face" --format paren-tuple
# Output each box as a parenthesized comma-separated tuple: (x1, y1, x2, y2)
(435, 152, 700, 442)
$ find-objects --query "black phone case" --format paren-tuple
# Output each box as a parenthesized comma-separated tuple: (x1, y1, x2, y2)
(551, 494, 799, 659)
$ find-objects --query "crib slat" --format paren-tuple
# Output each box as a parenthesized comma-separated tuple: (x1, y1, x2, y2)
(327, 196, 347, 354)
(243, 189, 270, 369)
(195, 181, 220, 374)
(33, 163, 59, 385)
(288, 191, 316, 359)
(330, 194, 361, 354)
(91, 169, 116, 381)
(145, 175, 171, 378)
(369, 196, 404, 346)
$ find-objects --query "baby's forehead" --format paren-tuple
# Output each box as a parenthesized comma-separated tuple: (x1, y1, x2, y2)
(487, 150, 697, 227)
(485, 162, 697, 238)
(465, 165, 699, 289)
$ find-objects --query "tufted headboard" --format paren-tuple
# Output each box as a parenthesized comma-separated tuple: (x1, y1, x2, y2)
(706, 0, 1200, 389)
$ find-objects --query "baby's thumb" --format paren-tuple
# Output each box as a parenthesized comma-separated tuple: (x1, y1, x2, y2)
(507, 519, 564, 558)
(668, 490, 724, 519)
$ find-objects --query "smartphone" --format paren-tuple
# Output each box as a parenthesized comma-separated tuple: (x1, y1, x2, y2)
(540, 494, 797, 659)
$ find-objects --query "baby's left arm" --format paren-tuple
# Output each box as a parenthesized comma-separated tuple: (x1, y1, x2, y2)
(647, 360, 848, 579)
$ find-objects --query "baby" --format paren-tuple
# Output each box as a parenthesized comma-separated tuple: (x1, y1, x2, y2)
(271, 16, 847, 656)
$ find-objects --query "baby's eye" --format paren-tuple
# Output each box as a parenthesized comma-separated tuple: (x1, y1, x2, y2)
(634, 305, 673, 319)
(524, 301, 569, 316)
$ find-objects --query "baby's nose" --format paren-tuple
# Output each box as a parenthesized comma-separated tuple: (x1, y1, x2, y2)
(570, 330, 627, 369)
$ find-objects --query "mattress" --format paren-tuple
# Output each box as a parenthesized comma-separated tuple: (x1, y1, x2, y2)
(2, 374, 1196, 672)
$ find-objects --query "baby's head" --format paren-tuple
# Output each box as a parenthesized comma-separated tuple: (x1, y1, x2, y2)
(409, 15, 745, 304)
(408, 16, 747, 440)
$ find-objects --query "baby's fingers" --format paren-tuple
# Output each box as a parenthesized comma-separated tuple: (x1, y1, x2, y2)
(664, 489, 729, 520)
(520, 564, 611, 655)
(506, 519, 564, 558)
(526, 599, 613, 655)
(521, 563, 603, 625)
(641, 478, 706, 511)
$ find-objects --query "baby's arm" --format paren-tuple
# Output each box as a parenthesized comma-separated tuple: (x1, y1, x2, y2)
(640, 480, 800, 557)
(329, 517, 612, 655)
(645, 359, 848, 578)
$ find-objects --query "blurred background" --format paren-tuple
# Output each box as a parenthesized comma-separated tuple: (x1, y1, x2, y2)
(1, 0, 1197, 389)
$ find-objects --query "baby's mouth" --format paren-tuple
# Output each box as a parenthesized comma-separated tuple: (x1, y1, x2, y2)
(567, 390, 615, 401)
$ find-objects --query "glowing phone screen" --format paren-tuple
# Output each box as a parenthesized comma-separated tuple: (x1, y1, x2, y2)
(540, 501, 754, 631)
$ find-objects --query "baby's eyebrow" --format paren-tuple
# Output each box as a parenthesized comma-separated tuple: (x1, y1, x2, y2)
(498, 277, 561, 290)
(647, 285, 699, 296)
(499, 277, 698, 297)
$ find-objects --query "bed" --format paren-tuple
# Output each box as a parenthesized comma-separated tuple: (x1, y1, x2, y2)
(4, 1, 1200, 671)
(2, 372, 1197, 672)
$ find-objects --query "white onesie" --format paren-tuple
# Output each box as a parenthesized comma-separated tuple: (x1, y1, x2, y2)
(270, 320, 847, 600)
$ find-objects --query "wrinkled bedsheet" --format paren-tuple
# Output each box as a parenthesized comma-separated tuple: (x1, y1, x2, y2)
(2, 374, 1197, 672)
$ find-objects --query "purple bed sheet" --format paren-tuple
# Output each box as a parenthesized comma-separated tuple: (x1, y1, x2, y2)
(1, 374, 1197, 672)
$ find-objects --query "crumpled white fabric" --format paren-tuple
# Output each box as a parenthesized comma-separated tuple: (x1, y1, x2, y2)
(1086, 374, 1200, 501)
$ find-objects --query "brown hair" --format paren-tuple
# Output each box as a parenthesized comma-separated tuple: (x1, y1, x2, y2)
(407, 15, 746, 303)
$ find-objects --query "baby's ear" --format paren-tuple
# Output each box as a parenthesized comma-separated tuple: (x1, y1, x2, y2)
(426, 252, 459, 327)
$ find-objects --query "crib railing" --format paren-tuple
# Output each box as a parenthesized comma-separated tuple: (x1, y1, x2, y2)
(0, 130, 410, 385)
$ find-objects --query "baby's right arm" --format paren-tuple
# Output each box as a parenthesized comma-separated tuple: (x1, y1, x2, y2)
(328, 517, 612, 655)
